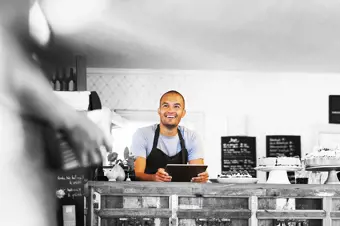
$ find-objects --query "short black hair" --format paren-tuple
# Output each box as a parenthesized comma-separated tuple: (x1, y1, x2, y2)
(159, 90, 185, 109)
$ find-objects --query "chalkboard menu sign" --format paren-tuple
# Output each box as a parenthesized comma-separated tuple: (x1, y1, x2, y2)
(221, 136, 257, 177)
(57, 171, 84, 199)
(56, 167, 92, 226)
(266, 135, 301, 157)
(266, 135, 301, 183)
(329, 95, 340, 124)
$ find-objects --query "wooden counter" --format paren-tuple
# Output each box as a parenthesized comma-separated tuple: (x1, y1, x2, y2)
(85, 182, 340, 226)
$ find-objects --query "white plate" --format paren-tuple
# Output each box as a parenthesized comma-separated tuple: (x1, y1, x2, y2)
(255, 166, 302, 172)
(216, 178, 258, 184)
(306, 165, 340, 171)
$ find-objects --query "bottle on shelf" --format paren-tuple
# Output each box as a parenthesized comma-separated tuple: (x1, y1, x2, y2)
(62, 68, 68, 91)
(51, 71, 57, 90)
(68, 68, 77, 91)
(65, 68, 71, 91)
(58, 68, 65, 91)
(55, 68, 61, 91)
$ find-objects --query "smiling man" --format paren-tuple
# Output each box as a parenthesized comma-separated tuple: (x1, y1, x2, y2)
(131, 90, 209, 183)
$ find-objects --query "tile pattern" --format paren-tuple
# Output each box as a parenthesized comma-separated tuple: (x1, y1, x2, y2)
(87, 69, 207, 111)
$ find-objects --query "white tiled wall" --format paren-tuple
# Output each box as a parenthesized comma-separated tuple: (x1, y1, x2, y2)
(87, 68, 340, 181)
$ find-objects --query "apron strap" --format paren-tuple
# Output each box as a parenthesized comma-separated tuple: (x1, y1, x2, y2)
(152, 124, 161, 150)
(177, 128, 188, 164)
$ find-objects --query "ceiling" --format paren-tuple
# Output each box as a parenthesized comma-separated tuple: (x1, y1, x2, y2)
(41, 0, 340, 73)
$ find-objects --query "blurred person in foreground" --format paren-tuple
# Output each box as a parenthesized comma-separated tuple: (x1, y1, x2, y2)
(0, 1, 112, 225)
(131, 90, 209, 183)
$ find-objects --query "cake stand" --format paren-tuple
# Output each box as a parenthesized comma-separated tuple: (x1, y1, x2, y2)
(255, 166, 302, 184)
(306, 166, 340, 184)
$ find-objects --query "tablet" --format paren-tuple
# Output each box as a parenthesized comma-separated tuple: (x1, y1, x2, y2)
(165, 164, 208, 182)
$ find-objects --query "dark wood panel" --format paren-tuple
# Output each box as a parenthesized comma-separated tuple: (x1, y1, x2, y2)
(258, 198, 323, 210)
(97, 208, 172, 218)
(177, 209, 251, 219)
(258, 219, 272, 226)
(179, 218, 248, 226)
(333, 198, 340, 211)
(101, 218, 169, 226)
(123, 196, 143, 208)
(102, 196, 169, 208)
(296, 198, 322, 210)
(102, 196, 123, 208)
(330, 211, 340, 218)
(179, 197, 248, 209)
(230, 219, 248, 226)
(257, 210, 326, 219)
(160, 197, 170, 208)
(258, 198, 276, 210)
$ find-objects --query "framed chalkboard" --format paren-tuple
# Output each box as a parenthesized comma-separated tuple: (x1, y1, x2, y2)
(56, 167, 95, 226)
(329, 95, 340, 124)
(266, 135, 301, 157)
(221, 136, 257, 178)
(266, 135, 301, 183)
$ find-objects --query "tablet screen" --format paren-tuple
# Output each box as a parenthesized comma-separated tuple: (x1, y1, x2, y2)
(165, 164, 208, 182)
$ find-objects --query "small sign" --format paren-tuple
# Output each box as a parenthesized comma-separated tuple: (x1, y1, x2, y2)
(266, 135, 301, 157)
(329, 95, 340, 124)
(57, 173, 84, 199)
(63, 205, 76, 226)
(221, 136, 257, 177)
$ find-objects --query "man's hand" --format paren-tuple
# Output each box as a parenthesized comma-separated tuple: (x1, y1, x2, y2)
(153, 168, 172, 182)
(191, 171, 209, 183)
(62, 112, 112, 167)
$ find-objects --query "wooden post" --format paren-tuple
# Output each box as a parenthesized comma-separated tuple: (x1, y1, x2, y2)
(323, 197, 332, 226)
(86, 186, 94, 226)
(75, 55, 87, 91)
(170, 195, 178, 226)
(249, 196, 258, 226)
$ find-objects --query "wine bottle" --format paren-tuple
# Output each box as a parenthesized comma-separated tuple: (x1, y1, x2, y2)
(68, 68, 77, 91)
(51, 71, 57, 90)
(58, 68, 65, 91)
(62, 68, 68, 91)
(55, 69, 61, 91)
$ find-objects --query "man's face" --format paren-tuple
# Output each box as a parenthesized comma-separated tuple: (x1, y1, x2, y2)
(158, 93, 186, 129)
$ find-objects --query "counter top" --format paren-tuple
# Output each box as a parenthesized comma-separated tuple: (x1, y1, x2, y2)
(87, 181, 340, 197)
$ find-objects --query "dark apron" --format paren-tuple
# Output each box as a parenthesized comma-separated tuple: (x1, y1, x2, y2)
(145, 124, 188, 174)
